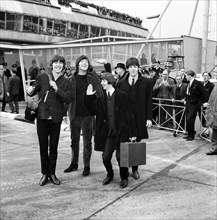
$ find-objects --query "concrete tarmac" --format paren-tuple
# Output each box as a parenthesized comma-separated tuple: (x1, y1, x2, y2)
(0, 104, 217, 220)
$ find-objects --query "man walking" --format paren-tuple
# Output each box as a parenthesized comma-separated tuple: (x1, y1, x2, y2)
(7, 69, 20, 113)
(184, 70, 208, 141)
(117, 57, 153, 180)
(65, 55, 103, 176)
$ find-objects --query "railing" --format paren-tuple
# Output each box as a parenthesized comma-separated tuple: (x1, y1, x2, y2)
(152, 97, 212, 141)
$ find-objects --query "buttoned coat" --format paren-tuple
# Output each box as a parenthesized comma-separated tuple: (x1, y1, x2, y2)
(84, 89, 136, 151)
(117, 73, 153, 140)
(187, 79, 208, 105)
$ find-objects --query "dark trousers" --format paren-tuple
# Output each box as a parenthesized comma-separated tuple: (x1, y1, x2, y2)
(70, 116, 93, 167)
(102, 137, 129, 180)
(37, 119, 61, 175)
(186, 102, 200, 138)
(1, 95, 7, 111)
(8, 95, 19, 113)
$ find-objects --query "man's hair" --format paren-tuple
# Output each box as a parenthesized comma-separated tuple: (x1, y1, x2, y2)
(49, 54, 66, 70)
(101, 72, 116, 86)
(75, 55, 90, 73)
(202, 71, 212, 78)
(186, 70, 195, 77)
(126, 57, 140, 69)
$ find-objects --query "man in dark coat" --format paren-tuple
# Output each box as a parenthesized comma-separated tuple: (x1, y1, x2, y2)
(85, 73, 136, 188)
(115, 63, 128, 82)
(65, 55, 103, 176)
(7, 69, 20, 113)
(117, 57, 153, 180)
(199, 71, 215, 131)
(172, 74, 188, 132)
(2, 62, 11, 78)
(184, 70, 209, 141)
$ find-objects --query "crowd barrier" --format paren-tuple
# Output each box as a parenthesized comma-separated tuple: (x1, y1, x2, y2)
(152, 98, 212, 142)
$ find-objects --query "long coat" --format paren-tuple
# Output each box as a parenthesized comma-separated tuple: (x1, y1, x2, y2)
(117, 73, 153, 140)
(84, 89, 136, 151)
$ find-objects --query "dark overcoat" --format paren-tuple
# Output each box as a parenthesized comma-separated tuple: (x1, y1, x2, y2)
(84, 89, 136, 151)
(117, 74, 153, 140)
(8, 75, 20, 95)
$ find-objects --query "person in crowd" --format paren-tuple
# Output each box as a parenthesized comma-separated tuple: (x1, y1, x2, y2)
(65, 55, 103, 176)
(153, 69, 175, 128)
(0, 65, 5, 103)
(172, 74, 187, 131)
(39, 67, 46, 75)
(151, 53, 157, 64)
(184, 70, 208, 141)
(27, 54, 74, 186)
(64, 67, 74, 79)
(28, 59, 40, 85)
(140, 53, 147, 66)
(2, 62, 11, 78)
(141, 68, 149, 78)
(95, 59, 112, 73)
(117, 57, 153, 182)
(154, 61, 163, 77)
(7, 69, 20, 114)
(84, 72, 136, 188)
(199, 72, 215, 137)
(1, 64, 10, 112)
(205, 84, 217, 155)
(115, 63, 128, 82)
(179, 68, 188, 83)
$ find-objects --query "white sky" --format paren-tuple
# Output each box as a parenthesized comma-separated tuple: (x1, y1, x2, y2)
(86, 0, 217, 40)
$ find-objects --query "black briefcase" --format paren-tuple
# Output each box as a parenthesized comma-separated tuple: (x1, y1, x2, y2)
(120, 142, 146, 167)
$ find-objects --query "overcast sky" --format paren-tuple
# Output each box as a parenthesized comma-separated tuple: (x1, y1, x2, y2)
(87, 0, 217, 40)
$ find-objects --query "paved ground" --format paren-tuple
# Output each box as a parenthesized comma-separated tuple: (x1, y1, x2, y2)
(0, 103, 217, 220)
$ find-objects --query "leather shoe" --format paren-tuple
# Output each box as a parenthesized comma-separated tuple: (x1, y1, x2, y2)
(82, 166, 90, 176)
(49, 174, 61, 185)
(206, 151, 217, 155)
(39, 174, 48, 186)
(64, 163, 78, 173)
(120, 178, 128, 188)
(183, 135, 189, 139)
(102, 176, 113, 185)
(132, 170, 140, 180)
(186, 137, 194, 141)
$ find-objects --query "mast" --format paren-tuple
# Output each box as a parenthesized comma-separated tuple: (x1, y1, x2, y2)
(201, 0, 210, 73)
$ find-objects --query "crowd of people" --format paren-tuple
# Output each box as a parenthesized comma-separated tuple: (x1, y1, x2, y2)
(57, 0, 142, 26)
(1, 53, 216, 189)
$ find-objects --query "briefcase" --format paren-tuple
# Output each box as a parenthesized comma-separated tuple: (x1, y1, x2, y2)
(120, 142, 146, 167)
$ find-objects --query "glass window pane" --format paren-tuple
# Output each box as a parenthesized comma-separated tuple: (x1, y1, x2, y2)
(6, 13, 15, 30)
(0, 12, 5, 29)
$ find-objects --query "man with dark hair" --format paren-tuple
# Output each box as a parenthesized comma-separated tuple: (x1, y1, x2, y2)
(28, 59, 40, 85)
(65, 55, 103, 176)
(7, 69, 20, 114)
(117, 57, 153, 181)
(184, 70, 208, 141)
(84, 72, 136, 188)
(2, 62, 11, 78)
